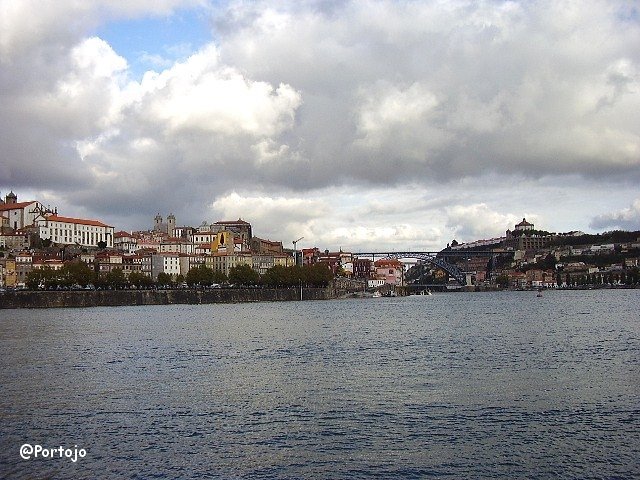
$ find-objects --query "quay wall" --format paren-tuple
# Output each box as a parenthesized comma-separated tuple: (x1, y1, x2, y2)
(0, 288, 333, 309)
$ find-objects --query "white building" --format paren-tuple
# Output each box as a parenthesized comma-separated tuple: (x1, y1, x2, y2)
(0, 199, 44, 231)
(36, 214, 114, 248)
(114, 231, 139, 253)
(151, 253, 181, 280)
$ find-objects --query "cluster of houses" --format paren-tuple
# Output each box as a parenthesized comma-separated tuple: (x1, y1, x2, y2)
(446, 219, 640, 289)
(1, 191, 638, 290)
(0, 191, 405, 288)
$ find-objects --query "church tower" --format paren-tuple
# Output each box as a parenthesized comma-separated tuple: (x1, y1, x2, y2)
(5, 191, 17, 204)
(167, 214, 176, 237)
(154, 213, 163, 232)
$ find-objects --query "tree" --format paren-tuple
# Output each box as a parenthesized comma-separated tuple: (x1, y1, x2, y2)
(212, 269, 227, 284)
(303, 263, 333, 287)
(97, 241, 107, 249)
(129, 272, 152, 288)
(61, 261, 95, 286)
(105, 268, 126, 289)
(495, 274, 509, 288)
(228, 264, 260, 286)
(26, 267, 55, 290)
(156, 272, 172, 287)
(262, 265, 293, 287)
(186, 264, 215, 286)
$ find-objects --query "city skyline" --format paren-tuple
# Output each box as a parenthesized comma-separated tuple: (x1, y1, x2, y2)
(1, 1, 639, 252)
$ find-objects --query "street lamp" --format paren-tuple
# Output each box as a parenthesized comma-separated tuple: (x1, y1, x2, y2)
(292, 237, 304, 267)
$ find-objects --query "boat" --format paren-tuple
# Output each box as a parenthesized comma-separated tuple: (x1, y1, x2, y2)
(372, 291, 382, 298)
(536, 288, 543, 297)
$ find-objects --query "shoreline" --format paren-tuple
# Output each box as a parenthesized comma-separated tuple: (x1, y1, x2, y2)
(0, 287, 335, 309)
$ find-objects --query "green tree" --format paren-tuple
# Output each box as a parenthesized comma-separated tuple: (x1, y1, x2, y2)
(26, 267, 56, 290)
(212, 269, 227, 284)
(186, 264, 215, 286)
(105, 268, 126, 289)
(129, 271, 152, 288)
(156, 272, 172, 287)
(262, 265, 293, 287)
(303, 263, 333, 287)
(228, 264, 260, 286)
(61, 261, 95, 286)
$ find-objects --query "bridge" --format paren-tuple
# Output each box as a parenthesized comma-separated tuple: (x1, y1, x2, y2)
(352, 250, 499, 286)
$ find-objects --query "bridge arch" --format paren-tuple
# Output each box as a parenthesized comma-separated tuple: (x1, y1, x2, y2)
(382, 252, 467, 286)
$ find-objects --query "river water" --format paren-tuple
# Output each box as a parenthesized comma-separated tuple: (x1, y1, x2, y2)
(0, 290, 638, 479)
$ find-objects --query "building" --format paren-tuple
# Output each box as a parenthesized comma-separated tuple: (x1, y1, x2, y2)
(36, 214, 114, 248)
(0, 213, 9, 233)
(0, 231, 30, 250)
(374, 258, 404, 285)
(159, 238, 193, 254)
(514, 218, 534, 232)
(503, 217, 550, 251)
(151, 253, 181, 280)
(114, 231, 139, 253)
(122, 253, 152, 278)
(211, 219, 252, 246)
(211, 231, 239, 253)
(1, 258, 17, 287)
(212, 252, 253, 277)
(352, 258, 373, 279)
(251, 237, 284, 254)
(0, 192, 44, 231)
(96, 253, 123, 276)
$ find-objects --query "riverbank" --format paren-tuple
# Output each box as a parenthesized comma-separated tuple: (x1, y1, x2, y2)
(0, 287, 335, 309)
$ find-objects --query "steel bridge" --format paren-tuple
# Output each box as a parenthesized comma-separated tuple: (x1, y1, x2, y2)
(353, 251, 498, 286)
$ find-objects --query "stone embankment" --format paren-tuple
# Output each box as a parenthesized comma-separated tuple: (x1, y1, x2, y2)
(0, 288, 334, 309)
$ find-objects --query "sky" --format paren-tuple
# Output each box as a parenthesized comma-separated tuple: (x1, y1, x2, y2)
(1, 0, 639, 252)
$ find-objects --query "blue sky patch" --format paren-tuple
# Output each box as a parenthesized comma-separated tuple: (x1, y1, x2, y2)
(95, 8, 213, 78)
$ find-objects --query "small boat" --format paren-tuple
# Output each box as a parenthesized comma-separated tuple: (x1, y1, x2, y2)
(372, 291, 382, 298)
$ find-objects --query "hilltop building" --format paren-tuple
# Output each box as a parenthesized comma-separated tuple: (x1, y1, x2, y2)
(0, 191, 45, 231)
(503, 217, 550, 251)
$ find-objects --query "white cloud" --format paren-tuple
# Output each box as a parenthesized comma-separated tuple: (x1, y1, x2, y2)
(0, 0, 201, 62)
(1, 0, 639, 251)
(131, 45, 301, 136)
(590, 199, 640, 231)
(445, 204, 522, 243)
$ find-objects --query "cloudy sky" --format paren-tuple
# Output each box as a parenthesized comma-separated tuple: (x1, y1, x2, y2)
(1, 0, 639, 251)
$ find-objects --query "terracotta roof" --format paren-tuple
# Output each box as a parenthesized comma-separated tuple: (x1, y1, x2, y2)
(45, 214, 113, 228)
(115, 231, 132, 237)
(374, 259, 403, 267)
(0, 201, 37, 211)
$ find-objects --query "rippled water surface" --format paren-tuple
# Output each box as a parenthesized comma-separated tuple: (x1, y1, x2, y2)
(1, 290, 639, 479)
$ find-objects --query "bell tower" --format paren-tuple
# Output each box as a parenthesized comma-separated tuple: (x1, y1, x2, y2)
(167, 214, 176, 237)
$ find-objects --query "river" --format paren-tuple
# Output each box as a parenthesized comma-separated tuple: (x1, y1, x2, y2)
(1, 290, 638, 478)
